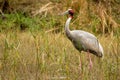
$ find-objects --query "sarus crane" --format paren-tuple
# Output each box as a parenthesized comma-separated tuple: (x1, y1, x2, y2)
(61, 9, 104, 69)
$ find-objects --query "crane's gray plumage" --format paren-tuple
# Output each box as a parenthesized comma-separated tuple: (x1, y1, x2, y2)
(64, 9, 104, 58)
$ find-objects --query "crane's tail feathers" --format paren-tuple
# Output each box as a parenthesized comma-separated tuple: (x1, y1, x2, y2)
(99, 43, 104, 58)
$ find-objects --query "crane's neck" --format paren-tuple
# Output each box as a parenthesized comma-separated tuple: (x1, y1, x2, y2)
(65, 17, 72, 40)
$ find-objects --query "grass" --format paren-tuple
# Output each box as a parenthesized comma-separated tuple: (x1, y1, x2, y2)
(0, 30, 120, 80)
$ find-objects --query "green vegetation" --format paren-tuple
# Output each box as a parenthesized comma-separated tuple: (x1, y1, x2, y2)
(0, 0, 120, 80)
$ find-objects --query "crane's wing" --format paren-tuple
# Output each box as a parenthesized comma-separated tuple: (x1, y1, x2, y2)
(71, 30, 103, 57)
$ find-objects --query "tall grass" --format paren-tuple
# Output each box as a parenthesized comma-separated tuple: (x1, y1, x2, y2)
(0, 31, 120, 80)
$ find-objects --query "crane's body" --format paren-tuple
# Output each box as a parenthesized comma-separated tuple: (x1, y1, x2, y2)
(62, 9, 104, 69)
(65, 17, 104, 57)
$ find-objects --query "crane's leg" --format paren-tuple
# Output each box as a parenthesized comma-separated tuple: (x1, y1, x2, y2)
(87, 51, 93, 69)
(79, 55, 82, 71)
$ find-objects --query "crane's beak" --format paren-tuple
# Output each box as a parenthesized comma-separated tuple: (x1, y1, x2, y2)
(58, 10, 69, 16)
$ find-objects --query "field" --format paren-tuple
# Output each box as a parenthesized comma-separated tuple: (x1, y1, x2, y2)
(0, 0, 120, 80)
(0, 31, 120, 80)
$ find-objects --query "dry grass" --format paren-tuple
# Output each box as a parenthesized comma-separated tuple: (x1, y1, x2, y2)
(0, 31, 120, 80)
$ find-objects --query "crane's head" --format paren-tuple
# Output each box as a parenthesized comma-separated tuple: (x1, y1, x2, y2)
(61, 9, 74, 18)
